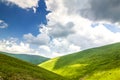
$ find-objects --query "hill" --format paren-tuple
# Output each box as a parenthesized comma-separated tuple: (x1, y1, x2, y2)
(40, 43, 120, 80)
(0, 53, 65, 80)
(0, 52, 49, 65)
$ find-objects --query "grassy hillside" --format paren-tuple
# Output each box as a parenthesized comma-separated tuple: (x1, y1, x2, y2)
(40, 43, 120, 80)
(0, 52, 49, 65)
(0, 53, 65, 80)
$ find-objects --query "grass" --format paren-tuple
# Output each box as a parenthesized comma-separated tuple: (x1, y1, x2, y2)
(39, 42, 120, 80)
(0, 53, 65, 80)
(0, 52, 49, 65)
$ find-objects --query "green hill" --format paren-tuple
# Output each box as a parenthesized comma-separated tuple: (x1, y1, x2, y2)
(39, 43, 120, 80)
(0, 52, 49, 65)
(0, 53, 65, 80)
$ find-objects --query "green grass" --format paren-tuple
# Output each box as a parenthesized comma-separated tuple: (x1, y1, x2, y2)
(0, 52, 49, 65)
(0, 53, 65, 80)
(39, 43, 120, 80)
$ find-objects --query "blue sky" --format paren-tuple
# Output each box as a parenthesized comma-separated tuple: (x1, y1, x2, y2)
(0, 0, 48, 39)
(0, 0, 120, 58)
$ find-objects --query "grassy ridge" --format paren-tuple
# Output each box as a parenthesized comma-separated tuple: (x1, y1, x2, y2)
(0, 52, 49, 65)
(0, 53, 65, 80)
(40, 43, 120, 80)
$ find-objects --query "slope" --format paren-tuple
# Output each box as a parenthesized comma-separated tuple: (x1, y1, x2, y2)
(0, 53, 65, 80)
(0, 52, 49, 65)
(40, 43, 120, 80)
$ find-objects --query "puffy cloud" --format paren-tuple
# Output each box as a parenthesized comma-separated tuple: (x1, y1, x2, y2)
(44, 0, 120, 56)
(23, 24, 80, 57)
(37, 38, 81, 57)
(68, 24, 120, 50)
(1, 0, 39, 13)
(23, 33, 50, 45)
(49, 38, 81, 54)
(48, 22, 75, 38)
(0, 38, 34, 54)
(23, 26, 50, 45)
(0, 20, 8, 29)
(38, 45, 52, 57)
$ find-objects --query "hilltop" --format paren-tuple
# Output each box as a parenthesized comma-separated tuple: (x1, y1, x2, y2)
(40, 43, 120, 80)
(0, 53, 65, 80)
(0, 52, 49, 64)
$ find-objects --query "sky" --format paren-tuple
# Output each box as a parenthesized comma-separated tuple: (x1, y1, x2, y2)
(0, 0, 120, 58)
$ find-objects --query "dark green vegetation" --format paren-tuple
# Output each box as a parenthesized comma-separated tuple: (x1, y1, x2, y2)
(0, 52, 49, 64)
(0, 53, 65, 80)
(40, 43, 120, 80)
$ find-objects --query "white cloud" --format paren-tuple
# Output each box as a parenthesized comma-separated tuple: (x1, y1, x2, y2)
(0, 38, 34, 54)
(0, 20, 8, 29)
(68, 24, 120, 50)
(23, 26, 50, 45)
(1, 0, 39, 13)
(23, 33, 50, 45)
(49, 38, 81, 55)
(22, 24, 80, 57)
(36, 38, 81, 58)
(43, 0, 120, 57)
